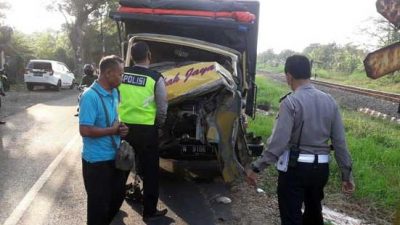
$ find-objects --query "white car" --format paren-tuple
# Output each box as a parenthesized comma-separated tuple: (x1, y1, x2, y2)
(24, 60, 75, 91)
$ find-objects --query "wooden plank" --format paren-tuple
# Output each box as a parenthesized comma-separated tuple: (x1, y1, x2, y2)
(363, 42, 400, 79)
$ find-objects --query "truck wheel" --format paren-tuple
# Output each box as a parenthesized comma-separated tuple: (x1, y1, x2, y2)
(27, 83, 34, 91)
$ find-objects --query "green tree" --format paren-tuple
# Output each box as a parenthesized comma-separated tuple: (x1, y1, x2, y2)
(257, 49, 277, 66)
(6, 31, 34, 82)
(361, 17, 400, 48)
(334, 44, 365, 74)
(277, 49, 297, 65)
(31, 31, 58, 59)
(48, 0, 118, 72)
(82, 8, 120, 65)
(303, 43, 322, 62)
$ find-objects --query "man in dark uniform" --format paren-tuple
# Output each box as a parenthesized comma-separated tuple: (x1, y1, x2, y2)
(80, 64, 98, 87)
(246, 55, 355, 225)
(118, 41, 168, 222)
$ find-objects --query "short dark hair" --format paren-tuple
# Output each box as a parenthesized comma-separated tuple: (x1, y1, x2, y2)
(284, 55, 311, 79)
(99, 55, 123, 74)
(131, 41, 149, 62)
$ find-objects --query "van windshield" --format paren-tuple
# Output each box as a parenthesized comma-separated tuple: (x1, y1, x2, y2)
(27, 62, 52, 71)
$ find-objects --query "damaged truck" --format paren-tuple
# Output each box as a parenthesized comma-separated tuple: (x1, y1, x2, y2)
(110, 0, 262, 182)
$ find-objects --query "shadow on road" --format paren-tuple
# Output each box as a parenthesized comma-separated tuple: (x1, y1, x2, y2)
(1, 88, 78, 119)
(114, 209, 176, 225)
(112, 162, 234, 225)
(0, 110, 56, 223)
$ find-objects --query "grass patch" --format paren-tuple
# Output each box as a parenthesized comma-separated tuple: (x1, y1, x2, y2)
(249, 75, 400, 216)
(257, 63, 284, 74)
(255, 75, 290, 110)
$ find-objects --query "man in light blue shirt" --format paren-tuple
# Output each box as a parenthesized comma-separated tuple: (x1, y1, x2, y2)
(79, 55, 129, 225)
(80, 79, 121, 163)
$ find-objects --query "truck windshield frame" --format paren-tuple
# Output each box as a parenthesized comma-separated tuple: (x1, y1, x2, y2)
(126, 33, 240, 80)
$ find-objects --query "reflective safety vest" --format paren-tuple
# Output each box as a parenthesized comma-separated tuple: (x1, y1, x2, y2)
(118, 66, 161, 125)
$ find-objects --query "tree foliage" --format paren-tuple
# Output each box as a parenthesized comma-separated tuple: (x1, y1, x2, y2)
(258, 43, 367, 74)
(48, 0, 118, 73)
(258, 49, 300, 67)
(361, 17, 400, 48)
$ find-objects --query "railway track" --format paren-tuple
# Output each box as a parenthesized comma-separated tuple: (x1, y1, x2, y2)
(258, 71, 400, 104)
(311, 79, 400, 103)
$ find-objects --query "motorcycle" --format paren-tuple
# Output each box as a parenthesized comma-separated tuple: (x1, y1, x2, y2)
(74, 85, 87, 116)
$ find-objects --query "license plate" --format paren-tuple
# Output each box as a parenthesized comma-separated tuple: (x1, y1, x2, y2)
(33, 72, 43, 76)
(182, 145, 207, 154)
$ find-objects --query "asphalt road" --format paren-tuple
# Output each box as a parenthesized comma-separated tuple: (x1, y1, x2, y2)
(0, 88, 236, 225)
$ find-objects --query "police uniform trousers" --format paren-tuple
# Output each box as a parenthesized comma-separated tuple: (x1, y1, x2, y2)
(124, 124, 159, 216)
(82, 159, 128, 225)
(277, 159, 329, 225)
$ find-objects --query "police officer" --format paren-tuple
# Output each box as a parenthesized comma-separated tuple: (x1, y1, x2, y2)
(118, 41, 168, 222)
(246, 55, 355, 225)
(80, 64, 98, 87)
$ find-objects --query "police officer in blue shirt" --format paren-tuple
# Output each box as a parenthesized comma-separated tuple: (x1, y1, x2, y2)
(246, 55, 355, 225)
(79, 55, 129, 225)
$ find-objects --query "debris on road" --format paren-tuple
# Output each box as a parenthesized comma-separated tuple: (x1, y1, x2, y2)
(256, 188, 265, 194)
(216, 196, 232, 204)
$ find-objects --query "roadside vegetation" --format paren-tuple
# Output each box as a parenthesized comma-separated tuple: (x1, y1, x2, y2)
(248, 75, 400, 222)
(0, 0, 121, 84)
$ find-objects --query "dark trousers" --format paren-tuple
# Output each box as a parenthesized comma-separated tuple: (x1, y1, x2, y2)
(277, 162, 329, 225)
(82, 159, 129, 225)
(124, 124, 159, 216)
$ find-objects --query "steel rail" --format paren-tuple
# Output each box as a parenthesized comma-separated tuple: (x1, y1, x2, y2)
(311, 79, 400, 103)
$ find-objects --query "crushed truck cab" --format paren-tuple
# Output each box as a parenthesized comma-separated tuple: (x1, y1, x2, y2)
(110, 0, 262, 182)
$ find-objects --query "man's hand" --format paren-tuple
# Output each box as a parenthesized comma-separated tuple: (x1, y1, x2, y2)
(245, 168, 258, 187)
(118, 123, 129, 137)
(111, 121, 120, 135)
(342, 180, 355, 194)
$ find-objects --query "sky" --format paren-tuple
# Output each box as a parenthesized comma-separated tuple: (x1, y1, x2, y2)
(3, 0, 382, 53)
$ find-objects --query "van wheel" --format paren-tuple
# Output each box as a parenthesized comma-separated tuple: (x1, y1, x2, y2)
(55, 80, 61, 91)
(69, 80, 75, 89)
(27, 83, 34, 91)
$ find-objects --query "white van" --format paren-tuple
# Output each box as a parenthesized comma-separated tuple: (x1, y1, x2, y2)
(24, 60, 75, 91)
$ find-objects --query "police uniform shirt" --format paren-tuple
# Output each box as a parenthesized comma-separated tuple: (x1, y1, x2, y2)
(253, 83, 353, 181)
(119, 65, 168, 126)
